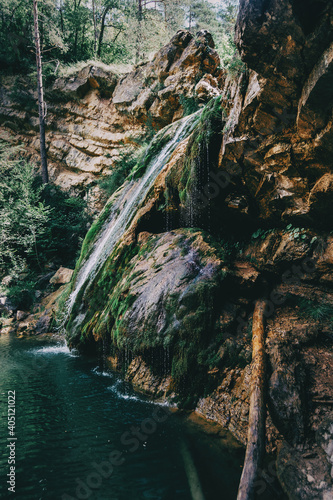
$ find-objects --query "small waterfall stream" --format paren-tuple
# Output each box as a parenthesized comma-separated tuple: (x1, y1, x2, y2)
(66, 110, 201, 323)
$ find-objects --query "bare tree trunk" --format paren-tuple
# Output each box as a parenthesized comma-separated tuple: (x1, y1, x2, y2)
(81, 22, 86, 55)
(33, 0, 48, 184)
(97, 5, 110, 58)
(138, 0, 143, 20)
(237, 300, 267, 500)
(60, 6, 64, 33)
(189, 2, 192, 32)
(135, 0, 143, 64)
(92, 0, 97, 54)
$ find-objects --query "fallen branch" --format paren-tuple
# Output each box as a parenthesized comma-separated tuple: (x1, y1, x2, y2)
(237, 299, 267, 500)
(180, 439, 205, 500)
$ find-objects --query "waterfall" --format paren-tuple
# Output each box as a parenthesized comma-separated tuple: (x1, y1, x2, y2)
(66, 110, 201, 326)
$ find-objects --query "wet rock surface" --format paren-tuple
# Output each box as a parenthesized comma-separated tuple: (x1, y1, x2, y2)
(2, 0, 333, 498)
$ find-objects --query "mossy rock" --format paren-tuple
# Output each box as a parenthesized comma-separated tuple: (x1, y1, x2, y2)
(67, 228, 231, 401)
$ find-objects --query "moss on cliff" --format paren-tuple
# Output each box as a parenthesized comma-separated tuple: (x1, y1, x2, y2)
(162, 96, 224, 230)
(74, 198, 114, 274)
(67, 229, 229, 404)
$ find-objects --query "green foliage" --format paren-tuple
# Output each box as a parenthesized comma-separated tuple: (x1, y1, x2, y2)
(98, 152, 137, 198)
(167, 96, 223, 220)
(0, 144, 49, 278)
(10, 79, 37, 111)
(204, 232, 244, 263)
(226, 51, 246, 79)
(291, 297, 333, 323)
(6, 276, 38, 311)
(130, 130, 171, 179)
(38, 183, 91, 268)
(179, 94, 200, 116)
(284, 224, 308, 241)
(0, 143, 90, 308)
(251, 228, 275, 241)
(98, 143, 149, 197)
(0, 0, 239, 72)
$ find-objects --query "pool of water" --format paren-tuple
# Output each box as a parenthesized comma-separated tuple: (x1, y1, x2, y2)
(0, 333, 245, 500)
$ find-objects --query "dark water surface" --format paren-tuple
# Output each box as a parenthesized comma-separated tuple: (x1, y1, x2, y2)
(0, 333, 244, 500)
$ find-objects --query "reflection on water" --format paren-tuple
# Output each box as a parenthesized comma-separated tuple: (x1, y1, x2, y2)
(0, 334, 244, 499)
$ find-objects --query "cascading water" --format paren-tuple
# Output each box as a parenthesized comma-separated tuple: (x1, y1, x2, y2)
(65, 110, 202, 328)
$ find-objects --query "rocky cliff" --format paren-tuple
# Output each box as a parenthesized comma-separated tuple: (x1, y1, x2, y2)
(2, 1, 333, 498)
(0, 30, 222, 210)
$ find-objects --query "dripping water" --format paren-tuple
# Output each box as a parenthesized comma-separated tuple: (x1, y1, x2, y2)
(65, 110, 202, 330)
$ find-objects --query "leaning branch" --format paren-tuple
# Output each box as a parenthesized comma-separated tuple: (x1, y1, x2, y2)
(237, 299, 267, 500)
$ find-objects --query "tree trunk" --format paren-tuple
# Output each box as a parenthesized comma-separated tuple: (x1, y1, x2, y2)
(33, 0, 48, 184)
(97, 5, 110, 57)
(135, 0, 143, 64)
(92, 0, 97, 54)
(74, 27, 79, 59)
(81, 22, 86, 56)
(60, 6, 64, 33)
(189, 2, 192, 32)
(138, 0, 143, 20)
(237, 299, 267, 500)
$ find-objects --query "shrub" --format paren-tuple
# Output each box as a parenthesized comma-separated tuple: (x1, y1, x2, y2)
(0, 142, 91, 308)
(0, 144, 49, 278)
(98, 146, 146, 197)
(226, 52, 247, 79)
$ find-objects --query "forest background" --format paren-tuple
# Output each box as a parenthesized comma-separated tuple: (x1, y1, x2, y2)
(0, 0, 239, 76)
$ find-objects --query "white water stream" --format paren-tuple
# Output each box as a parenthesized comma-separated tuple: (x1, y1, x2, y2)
(66, 111, 201, 321)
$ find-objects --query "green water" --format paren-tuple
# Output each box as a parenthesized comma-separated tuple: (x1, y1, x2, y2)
(0, 333, 245, 500)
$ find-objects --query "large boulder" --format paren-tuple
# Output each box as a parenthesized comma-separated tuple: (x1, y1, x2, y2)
(209, 0, 333, 226)
(113, 29, 223, 127)
(51, 65, 119, 101)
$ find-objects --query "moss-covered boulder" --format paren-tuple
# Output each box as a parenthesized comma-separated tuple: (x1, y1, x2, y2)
(67, 228, 229, 403)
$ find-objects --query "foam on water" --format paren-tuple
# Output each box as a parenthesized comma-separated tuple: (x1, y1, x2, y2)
(107, 383, 140, 402)
(106, 380, 171, 406)
(31, 343, 78, 357)
(91, 366, 114, 378)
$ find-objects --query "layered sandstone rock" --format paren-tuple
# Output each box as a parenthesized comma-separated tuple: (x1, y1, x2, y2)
(0, 30, 223, 210)
(2, 1, 333, 497)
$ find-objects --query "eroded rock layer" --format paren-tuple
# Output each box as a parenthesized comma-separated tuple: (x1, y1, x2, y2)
(0, 30, 222, 209)
(2, 1, 333, 498)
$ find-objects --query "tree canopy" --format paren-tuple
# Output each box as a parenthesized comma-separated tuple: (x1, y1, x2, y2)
(0, 0, 239, 72)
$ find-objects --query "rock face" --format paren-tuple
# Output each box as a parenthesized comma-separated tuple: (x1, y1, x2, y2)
(67, 227, 226, 401)
(49, 267, 74, 285)
(3, 0, 333, 497)
(0, 30, 223, 210)
(60, 4, 333, 496)
(217, 0, 333, 227)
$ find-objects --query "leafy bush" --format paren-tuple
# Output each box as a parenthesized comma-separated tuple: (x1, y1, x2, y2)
(292, 297, 333, 322)
(0, 143, 91, 308)
(98, 147, 144, 198)
(10, 79, 37, 112)
(0, 145, 49, 278)
(226, 52, 247, 79)
(38, 183, 91, 268)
